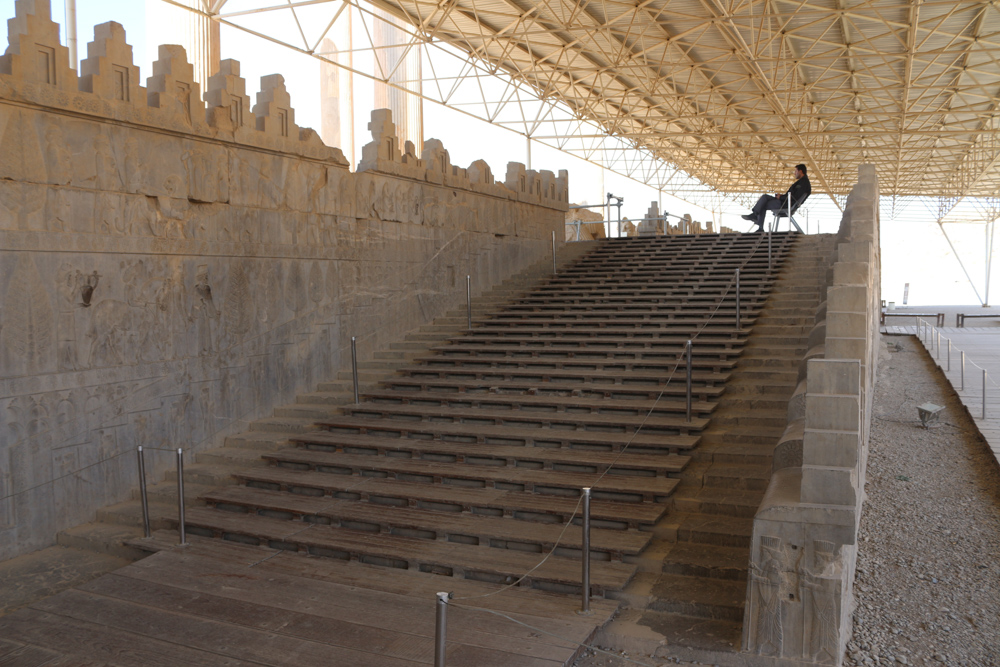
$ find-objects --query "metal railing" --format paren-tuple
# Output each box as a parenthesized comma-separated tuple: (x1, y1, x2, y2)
(916, 318, 994, 420)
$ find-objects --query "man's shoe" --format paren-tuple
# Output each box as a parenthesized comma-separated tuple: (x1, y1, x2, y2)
(741, 214, 756, 221)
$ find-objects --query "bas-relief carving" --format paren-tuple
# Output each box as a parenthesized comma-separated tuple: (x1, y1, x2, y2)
(225, 260, 253, 340)
(800, 541, 843, 663)
(0, 5, 564, 561)
(191, 264, 218, 356)
(2, 254, 55, 375)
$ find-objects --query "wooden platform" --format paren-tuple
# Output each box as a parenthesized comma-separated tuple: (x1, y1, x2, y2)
(0, 537, 618, 666)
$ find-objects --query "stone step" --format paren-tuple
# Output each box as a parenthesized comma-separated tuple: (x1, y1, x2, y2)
(236, 466, 667, 529)
(181, 506, 636, 595)
(700, 429, 782, 446)
(224, 431, 296, 451)
(659, 543, 749, 581)
(194, 447, 266, 468)
(201, 485, 650, 559)
(250, 416, 324, 434)
(671, 487, 764, 518)
(675, 513, 754, 549)
(272, 403, 342, 419)
(645, 573, 746, 621)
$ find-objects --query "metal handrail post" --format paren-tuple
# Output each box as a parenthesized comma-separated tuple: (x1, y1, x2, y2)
(136, 446, 151, 538)
(435, 592, 448, 667)
(685, 340, 693, 422)
(735, 269, 741, 331)
(351, 336, 359, 404)
(466, 275, 472, 330)
(551, 231, 557, 273)
(767, 230, 772, 270)
(961, 351, 966, 390)
(580, 487, 592, 615)
(176, 448, 186, 546)
(983, 369, 988, 419)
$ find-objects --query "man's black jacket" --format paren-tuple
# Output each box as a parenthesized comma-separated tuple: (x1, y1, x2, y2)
(781, 175, 811, 211)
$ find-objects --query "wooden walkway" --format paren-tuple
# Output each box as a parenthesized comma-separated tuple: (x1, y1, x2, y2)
(0, 535, 617, 666)
(884, 324, 1000, 465)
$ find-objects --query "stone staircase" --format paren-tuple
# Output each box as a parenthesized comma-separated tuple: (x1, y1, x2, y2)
(599, 232, 838, 658)
(121, 232, 795, 588)
(56, 243, 594, 558)
(48, 231, 845, 664)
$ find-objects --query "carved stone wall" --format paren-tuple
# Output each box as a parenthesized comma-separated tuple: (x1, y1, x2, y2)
(744, 165, 880, 665)
(0, 0, 567, 561)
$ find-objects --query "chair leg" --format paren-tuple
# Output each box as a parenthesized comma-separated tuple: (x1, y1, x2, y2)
(787, 215, 804, 234)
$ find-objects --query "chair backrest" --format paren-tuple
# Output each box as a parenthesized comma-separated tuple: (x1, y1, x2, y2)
(775, 192, 809, 217)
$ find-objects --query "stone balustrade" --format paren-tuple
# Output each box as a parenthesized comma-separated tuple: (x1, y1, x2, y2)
(743, 164, 881, 665)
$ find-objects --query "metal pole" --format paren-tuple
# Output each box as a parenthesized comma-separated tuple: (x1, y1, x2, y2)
(137, 446, 151, 539)
(176, 448, 186, 546)
(466, 275, 472, 330)
(685, 340, 693, 422)
(948, 339, 951, 372)
(435, 592, 448, 667)
(552, 231, 557, 273)
(735, 269, 741, 331)
(65, 0, 78, 70)
(351, 336, 359, 404)
(961, 351, 966, 391)
(767, 230, 772, 269)
(983, 369, 988, 419)
(580, 487, 591, 615)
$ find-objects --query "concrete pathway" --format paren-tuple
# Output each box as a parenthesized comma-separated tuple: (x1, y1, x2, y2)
(883, 316, 1000, 466)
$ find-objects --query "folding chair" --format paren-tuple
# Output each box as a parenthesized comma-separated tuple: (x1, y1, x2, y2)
(769, 193, 809, 233)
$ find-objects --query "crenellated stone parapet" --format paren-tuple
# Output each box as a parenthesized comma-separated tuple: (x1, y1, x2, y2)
(358, 109, 568, 209)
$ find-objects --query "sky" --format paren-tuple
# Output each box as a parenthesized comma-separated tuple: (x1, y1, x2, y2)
(1, 0, 997, 307)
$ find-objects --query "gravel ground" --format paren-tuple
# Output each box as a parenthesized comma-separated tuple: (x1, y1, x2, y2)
(847, 336, 1000, 666)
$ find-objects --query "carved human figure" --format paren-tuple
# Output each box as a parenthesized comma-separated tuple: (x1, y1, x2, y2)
(800, 542, 841, 662)
(93, 134, 122, 191)
(44, 126, 73, 186)
(750, 536, 785, 656)
(190, 265, 218, 356)
(123, 135, 146, 193)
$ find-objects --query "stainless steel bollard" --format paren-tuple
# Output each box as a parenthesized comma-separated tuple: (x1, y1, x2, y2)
(735, 269, 741, 331)
(580, 487, 592, 615)
(685, 340, 693, 422)
(136, 446, 151, 538)
(983, 369, 988, 419)
(961, 351, 966, 390)
(466, 275, 472, 331)
(351, 336, 359, 404)
(552, 231, 557, 274)
(176, 448, 186, 546)
(435, 592, 448, 667)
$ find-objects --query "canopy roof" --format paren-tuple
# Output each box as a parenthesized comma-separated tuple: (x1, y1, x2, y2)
(182, 0, 1000, 204)
(370, 0, 1000, 198)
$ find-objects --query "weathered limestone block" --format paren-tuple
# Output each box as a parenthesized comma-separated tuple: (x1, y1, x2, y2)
(205, 58, 253, 132)
(79, 22, 145, 105)
(0, 0, 76, 91)
(359, 108, 400, 170)
(147, 44, 205, 128)
(253, 74, 297, 140)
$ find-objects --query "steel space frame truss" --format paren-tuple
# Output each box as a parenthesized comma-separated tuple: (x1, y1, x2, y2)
(160, 0, 739, 212)
(167, 0, 1000, 215)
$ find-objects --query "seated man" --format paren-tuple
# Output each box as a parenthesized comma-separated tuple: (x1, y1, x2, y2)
(742, 164, 811, 232)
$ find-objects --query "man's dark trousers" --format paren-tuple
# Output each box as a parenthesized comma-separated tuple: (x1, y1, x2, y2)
(750, 195, 784, 230)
